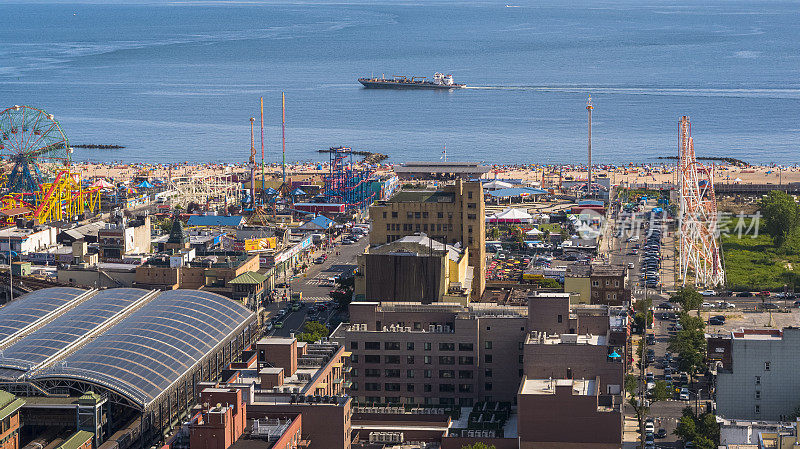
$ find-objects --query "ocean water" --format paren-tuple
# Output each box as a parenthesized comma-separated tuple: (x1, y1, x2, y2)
(1, 0, 798, 165)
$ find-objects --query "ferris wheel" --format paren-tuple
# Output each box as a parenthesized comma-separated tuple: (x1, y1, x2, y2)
(0, 105, 71, 195)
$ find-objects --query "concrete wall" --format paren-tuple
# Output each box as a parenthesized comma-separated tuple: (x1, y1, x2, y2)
(717, 328, 800, 421)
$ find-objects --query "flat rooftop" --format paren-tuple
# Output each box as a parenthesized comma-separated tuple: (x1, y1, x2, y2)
(520, 378, 596, 396)
(528, 332, 607, 346)
(387, 190, 455, 203)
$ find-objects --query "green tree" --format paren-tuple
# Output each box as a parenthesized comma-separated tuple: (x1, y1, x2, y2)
(626, 375, 670, 449)
(669, 314, 707, 381)
(674, 414, 697, 442)
(542, 229, 551, 242)
(759, 190, 800, 246)
(461, 443, 496, 449)
(296, 321, 329, 343)
(488, 226, 500, 240)
(672, 287, 703, 316)
(674, 407, 719, 447)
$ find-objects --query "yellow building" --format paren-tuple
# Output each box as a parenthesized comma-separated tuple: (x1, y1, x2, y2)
(369, 179, 485, 298)
(564, 264, 592, 304)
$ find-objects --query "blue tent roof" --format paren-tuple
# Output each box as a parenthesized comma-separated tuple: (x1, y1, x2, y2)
(137, 180, 154, 188)
(290, 188, 306, 196)
(299, 215, 334, 230)
(608, 351, 621, 358)
(187, 215, 246, 227)
(264, 188, 279, 195)
(485, 187, 548, 198)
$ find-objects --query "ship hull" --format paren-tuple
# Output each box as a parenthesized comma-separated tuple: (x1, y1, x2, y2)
(358, 79, 466, 89)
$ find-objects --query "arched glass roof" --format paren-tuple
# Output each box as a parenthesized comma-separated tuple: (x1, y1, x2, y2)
(0, 287, 86, 343)
(32, 289, 254, 408)
(0, 288, 151, 376)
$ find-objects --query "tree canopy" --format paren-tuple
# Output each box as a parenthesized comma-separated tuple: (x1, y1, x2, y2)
(759, 190, 800, 246)
(461, 443, 496, 449)
(296, 321, 329, 343)
(672, 287, 703, 316)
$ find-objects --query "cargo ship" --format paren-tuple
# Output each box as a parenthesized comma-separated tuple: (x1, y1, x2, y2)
(358, 73, 466, 89)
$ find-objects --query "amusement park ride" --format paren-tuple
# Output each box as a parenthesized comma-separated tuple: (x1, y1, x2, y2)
(678, 116, 725, 288)
(0, 105, 101, 224)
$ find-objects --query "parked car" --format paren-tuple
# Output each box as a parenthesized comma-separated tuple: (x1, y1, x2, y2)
(657, 302, 674, 309)
(737, 291, 753, 297)
(656, 428, 667, 438)
(274, 321, 284, 329)
(709, 315, 726, 325)
(701, 290, 716, 297)
(679, 388, 690, 401)
(759, 303, 779, 310)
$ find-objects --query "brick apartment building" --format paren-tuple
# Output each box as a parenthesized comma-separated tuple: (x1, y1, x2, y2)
(369, 179, 486, 297)
(331, 302, 527, 406)
(185, 335, 352, 449)
(564, 264, 630, 306)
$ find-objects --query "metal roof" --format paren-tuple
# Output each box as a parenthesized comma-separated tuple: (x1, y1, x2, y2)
(229, 271, 270, 285)
(0, 287, 87, 344)
(0, 288, 153, 378)
(31, 289, 255, 409)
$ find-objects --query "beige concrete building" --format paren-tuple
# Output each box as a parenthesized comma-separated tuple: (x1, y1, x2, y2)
(355, 235, 472, 304)
(331, 301, 527, 406)
(369, 179, 486, 298)
(98, 215, 151, 262)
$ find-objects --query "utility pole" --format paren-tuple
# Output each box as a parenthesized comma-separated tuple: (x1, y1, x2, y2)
(587, 96, 594, 199)
(249, 117, 256, 211)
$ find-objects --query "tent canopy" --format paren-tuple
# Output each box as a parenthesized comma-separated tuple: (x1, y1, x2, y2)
(483, 180, 514, 190)
(137, 180, 154, 188)
(487, 208, 533, 223)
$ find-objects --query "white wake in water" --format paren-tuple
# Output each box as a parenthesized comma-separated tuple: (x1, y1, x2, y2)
(463, 85, 800, 99)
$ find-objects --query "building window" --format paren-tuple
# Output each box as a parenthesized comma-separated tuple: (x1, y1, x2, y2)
(459, 370, 473, 379)
(365, 369, 380, 377)
(439, 384, 455, 393)
(407, 356, 415, 364)
(485, 341, 492, 349)
(468, 191, 473, 199)
(557, 314, 562, 323)
(519, 342, 524, 350)
(592, 281, 599, 287)
(385, 355, 401, 364)
(365, 383, 381, 391)
(755, 390, 761, 400)
(437, 212, 444, 218)
(615, 280, 620, 287)
(765, 361, 771, 371)
(467, 214, 476, 220)
(424, 384, 432, 392)
(385, 383, 401, 391)
(485, 354, 493, 363)
(364, 355, 380, 364)
(407, 212, 413, 219)
(351, 354, 358, 363)
(407, 370, 415, 378)
(424, 370, 432, 379)
(439, 356, 456, 365)
(439, 343, 455, 351)
(458, 356, 474, 365)
(519, 355, 523, 363)
(386, 223, 391, 231)
(365, 342, 380, 350)
(755, 376, 761, 385)
(459, 384, 473, 393)
(415, 212, 421, 219)
(755, 405, 761, 414)
(423, 224, 428, 231)
(459, 343, 474, 351)
(382, 212, 387, 218)
(407, 342, 415, 350)
(485, 382, 493, 391)
(350, 342, 358, 350)
(407, 384, 415, 392)
(485, 369, 492, 377)
(423, 212, 429, 218)
(384, 342, 400, 350)
(351, 382, 358, 391)
(352, 368, 358, 377)
(385, 369, 401, 378)
(415, 224, 420, 231)
(468, 226, 473, 233)
(392, 211, 398, 218)
(424, 343, 432, 351)
(439, 370, 455, 379)
(467, 203, 476, 209)
(424, 356, 431, 364)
